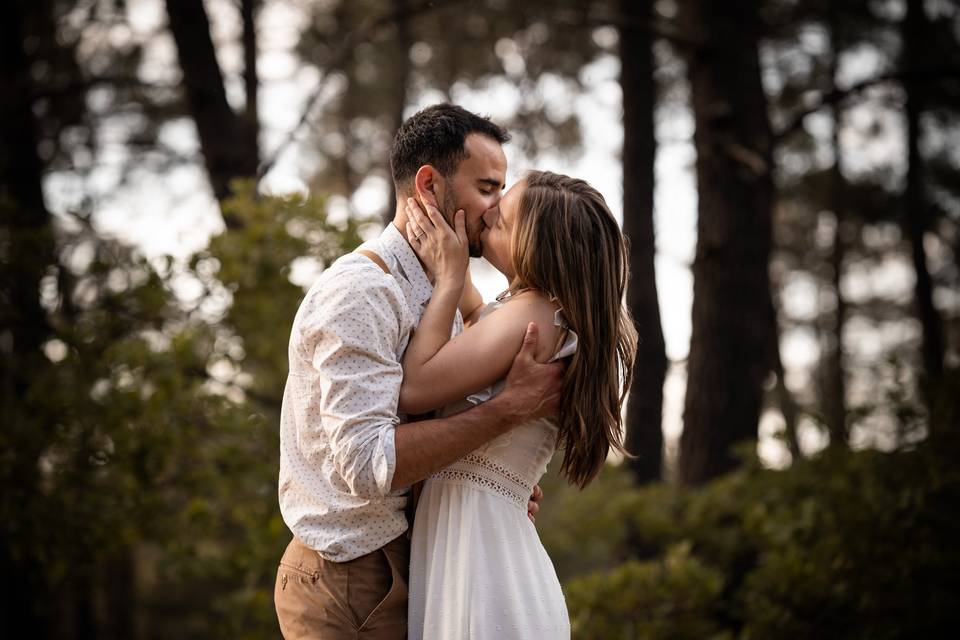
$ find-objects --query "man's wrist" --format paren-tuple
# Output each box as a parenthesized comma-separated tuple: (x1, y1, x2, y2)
(485, 388, 526, 427)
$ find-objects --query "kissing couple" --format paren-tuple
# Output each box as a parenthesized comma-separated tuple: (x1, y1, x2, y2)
(274, 103, 638, 639)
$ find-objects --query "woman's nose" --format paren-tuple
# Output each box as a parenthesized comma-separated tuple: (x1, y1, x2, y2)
(483, 207, 500, 227)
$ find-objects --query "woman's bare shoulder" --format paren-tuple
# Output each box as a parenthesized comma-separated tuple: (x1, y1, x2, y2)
(494, 290, 563, 361)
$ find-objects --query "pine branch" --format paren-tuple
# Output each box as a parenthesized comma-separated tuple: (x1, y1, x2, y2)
(774, 66, 960, 144)
(255, 0, 468, 184)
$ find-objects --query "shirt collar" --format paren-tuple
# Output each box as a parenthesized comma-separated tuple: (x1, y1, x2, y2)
(377, 223, 433, 310)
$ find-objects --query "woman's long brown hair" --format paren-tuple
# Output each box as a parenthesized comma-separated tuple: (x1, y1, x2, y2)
(507, 170, 639, 489)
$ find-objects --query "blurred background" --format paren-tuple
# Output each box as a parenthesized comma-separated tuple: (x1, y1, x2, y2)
(2, 0, 959, 637)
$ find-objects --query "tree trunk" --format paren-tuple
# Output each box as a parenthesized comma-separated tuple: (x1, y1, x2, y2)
(1, 0, 54, 364)
(822, 192, 849, 447)
(385, 0, 413, 224)
(769, 287, 802, 461)
(241, 0, 261, 163)
(101, 548, 137, 639)
(619, 0, 667, 484)
(165, 0, 259, 226)
(823, 10, 849, 447)
(902, 0, 945, 395)
(677, 0, 776, 485)
(0, 2, 57, 636)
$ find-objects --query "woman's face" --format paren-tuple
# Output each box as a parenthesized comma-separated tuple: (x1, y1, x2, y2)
(481, 180, 525, 279)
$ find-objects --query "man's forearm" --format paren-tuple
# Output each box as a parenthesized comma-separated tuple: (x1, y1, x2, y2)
(391, 394, 520, 490)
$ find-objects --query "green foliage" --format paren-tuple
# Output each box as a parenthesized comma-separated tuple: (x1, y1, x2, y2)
(566, 544, 728, 640)
(294, 0, 601, 205)
(536, 461, 639, 577)
(737, 444, 960, 639)
(2, 184, 365, 638)
(167, 180, 368, 636)
(199, 179, 367, 400)
(538, 437, 960, 639)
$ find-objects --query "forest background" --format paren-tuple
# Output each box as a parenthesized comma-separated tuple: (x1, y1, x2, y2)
(3, 0, 960, 637)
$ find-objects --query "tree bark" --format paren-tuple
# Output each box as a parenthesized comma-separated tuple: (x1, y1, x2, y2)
(769, 282, 802, 461)
(823, 9, 849, 447)
(241, 0, 261, 162)
(618, 0, 667, 484)
(385, 0, 413, 224)
(677, 0, 776, 485)
(822, 192, 849, 447)
(0, 2, 58, 636)
(165, 0, 259, 226)
(1, 0, 54, 363)
(902, 0, 945, 393)
(102, 548, 136, 639)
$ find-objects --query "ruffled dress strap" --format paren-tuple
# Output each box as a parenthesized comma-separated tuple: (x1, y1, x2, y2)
(549, 308, 578, 362)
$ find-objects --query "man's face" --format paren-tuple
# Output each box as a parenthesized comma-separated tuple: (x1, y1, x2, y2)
(436, 133, 507, 257)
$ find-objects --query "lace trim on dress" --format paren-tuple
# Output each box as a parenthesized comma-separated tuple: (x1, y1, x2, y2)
(432, 453, 530, 508)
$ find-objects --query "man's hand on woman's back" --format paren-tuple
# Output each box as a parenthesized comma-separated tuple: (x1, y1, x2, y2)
(497, 322, 565, 424)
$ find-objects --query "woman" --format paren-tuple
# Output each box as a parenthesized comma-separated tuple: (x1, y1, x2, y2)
(399, 170, 638, 639)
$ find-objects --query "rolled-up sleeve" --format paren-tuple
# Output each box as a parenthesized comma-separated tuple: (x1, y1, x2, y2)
(297, 267, 406, 499)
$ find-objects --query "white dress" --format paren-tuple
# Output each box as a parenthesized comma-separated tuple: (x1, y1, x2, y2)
(408, 300, 577, 640)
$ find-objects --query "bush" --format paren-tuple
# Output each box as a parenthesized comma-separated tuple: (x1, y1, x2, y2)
(566, 543, 728, 640)
(541, 435, 960, 638)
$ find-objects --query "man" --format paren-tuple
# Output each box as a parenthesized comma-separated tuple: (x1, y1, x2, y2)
(274, 104, 565, 638)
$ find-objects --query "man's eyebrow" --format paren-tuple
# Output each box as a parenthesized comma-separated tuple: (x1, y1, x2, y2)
(478, 177, 504, 190)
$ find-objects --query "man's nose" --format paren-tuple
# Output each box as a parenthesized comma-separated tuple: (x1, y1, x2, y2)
(483, 207, 500, 227)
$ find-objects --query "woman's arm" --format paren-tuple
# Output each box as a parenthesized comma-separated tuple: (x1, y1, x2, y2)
(458, 267, 485, 328)
(401, 197, 469, 376)
(401, 292, 561, 415)
(400, 198, 561, 415)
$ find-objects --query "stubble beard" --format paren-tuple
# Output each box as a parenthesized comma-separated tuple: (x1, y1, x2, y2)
(442, 190, 483, 258)
(468, 236, 483, 258)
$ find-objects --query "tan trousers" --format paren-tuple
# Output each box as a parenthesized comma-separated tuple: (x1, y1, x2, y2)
(274, 534, 410, 639)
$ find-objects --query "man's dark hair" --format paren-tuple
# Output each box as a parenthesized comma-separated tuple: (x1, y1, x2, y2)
(390, 103, 510, 190)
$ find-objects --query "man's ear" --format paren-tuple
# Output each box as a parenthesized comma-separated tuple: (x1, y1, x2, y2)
(414, 165, 440, 208)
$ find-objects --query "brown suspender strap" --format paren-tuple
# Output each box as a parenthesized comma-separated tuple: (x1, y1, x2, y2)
(355, 249, 390, 275)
